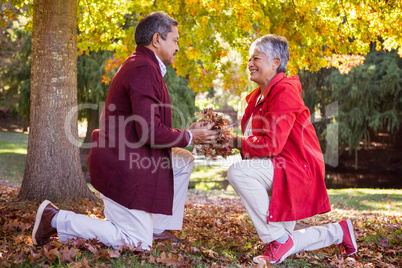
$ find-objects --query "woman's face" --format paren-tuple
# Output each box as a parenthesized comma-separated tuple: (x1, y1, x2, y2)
(248, 48, 278, 89)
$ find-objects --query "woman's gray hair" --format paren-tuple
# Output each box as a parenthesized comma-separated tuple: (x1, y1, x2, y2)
(135, 11, 178, 46)
(249, 34, 289, 73)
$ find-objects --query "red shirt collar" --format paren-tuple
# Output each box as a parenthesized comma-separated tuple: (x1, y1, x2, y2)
(245, 72, 286, 105)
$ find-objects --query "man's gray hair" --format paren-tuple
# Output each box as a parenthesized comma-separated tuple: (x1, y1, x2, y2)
(135, 11, 178, 46)
(249, 34, 289, 73)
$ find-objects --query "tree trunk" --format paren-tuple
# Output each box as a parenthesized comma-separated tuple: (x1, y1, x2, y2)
(19, 0, 95, 201)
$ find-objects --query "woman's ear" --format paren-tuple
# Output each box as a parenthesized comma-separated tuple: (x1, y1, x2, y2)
(273, 58, 281, 70)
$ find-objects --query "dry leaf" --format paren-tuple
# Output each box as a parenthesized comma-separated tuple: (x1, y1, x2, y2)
(0, 185, 401, 267)
(194, 107, 233, 159)
(156, 252, 184, 266)
(107, 248, 121, 258)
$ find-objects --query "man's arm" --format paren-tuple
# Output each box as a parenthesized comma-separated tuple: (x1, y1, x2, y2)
(129, 65, 216, 148)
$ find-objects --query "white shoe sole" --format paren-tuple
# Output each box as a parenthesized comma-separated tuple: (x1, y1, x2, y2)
(252, 257, 267, 265)
(346, 219, 358, 255)
(32, 200, 52, 245)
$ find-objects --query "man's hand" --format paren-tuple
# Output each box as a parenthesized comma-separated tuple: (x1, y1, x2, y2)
(188, 122, 217, 145)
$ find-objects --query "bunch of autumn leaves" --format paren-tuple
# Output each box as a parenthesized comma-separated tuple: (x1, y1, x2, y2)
(193, 107, 234, 159)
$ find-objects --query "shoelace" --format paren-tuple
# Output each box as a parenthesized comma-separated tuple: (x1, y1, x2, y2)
(264, 242, 280, 260)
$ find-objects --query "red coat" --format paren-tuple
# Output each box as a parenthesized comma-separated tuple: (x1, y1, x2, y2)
(88, 46, 191, 215)
(241, 73, 331, 222)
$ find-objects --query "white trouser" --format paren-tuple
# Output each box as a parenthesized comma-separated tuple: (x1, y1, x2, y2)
(227, 159, 343, 251)
(56, 148, 194, 250)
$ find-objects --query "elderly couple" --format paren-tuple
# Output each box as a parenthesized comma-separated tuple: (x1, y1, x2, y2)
(32, 12, 357, 264)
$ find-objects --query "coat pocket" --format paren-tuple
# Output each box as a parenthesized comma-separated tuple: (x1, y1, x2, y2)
(281, 156, 313, 184)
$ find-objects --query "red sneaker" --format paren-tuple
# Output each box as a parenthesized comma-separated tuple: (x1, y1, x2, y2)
(339, 219, 358, 255)
(253, 236, 294, 264)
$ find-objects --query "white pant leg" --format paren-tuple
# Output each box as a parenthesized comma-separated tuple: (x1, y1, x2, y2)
(291, 222, 343, 254)
(227, 159, 296, 243)
(152, 148, 194, 231)
(102, 194, 153, 249)
(56, 194, 153, 250)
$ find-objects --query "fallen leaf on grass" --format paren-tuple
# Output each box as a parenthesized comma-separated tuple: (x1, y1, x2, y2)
(201, 247, 218, 259)
(155, 243, 168, 252)
(1, 186, 402, 267)
(85, 243, 98, 254)
(12, 250, 24, 265)
(378, 237, 390, 248)
(345, 256, 357, 266)
(28, 250, 42, 262)
(119, 239, 143, 253)
(191, 246, 200, 253)
(237, 253, 251, 263)
(43, 247, 60, 262)
(60, 247, 80, 262)
(156, 252, 184, 266)
(107, 248, 121, 258)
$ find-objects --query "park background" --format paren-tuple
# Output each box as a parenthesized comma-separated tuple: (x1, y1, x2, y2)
(0, 0, 401, 267)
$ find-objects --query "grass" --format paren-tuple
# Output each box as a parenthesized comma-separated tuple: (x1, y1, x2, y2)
(0, 131, 28, 184)
(189, 164, 230, 190)
(328, 188, 402, 214)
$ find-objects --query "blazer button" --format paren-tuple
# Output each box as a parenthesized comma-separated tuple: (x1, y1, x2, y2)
(260, 108, 262, 111)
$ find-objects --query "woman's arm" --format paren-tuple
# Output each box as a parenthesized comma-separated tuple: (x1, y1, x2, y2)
(241, 83, 305, 158)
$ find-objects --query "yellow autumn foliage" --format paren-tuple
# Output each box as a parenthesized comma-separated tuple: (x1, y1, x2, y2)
(1, 0, 401, 91)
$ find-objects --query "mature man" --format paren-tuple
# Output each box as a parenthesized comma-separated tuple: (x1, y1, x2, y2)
(32, 11, 216, 250)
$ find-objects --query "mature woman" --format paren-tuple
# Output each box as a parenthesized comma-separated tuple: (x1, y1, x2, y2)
(227, 34, 357, 264)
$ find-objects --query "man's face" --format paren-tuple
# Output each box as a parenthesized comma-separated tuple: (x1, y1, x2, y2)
(158, 26, 179, 66)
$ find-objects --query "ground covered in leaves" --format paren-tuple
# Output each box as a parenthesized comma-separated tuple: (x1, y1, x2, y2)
(1, 185, 401, 267)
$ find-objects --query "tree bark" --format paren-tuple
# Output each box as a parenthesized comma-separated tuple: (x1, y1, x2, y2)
(19, 0, 95, 201)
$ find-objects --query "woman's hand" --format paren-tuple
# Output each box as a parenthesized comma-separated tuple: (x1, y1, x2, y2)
(229, 135, 242, 150)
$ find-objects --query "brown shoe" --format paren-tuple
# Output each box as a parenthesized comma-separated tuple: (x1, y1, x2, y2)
(153, 230, 182, 243)
(32, 200, 59, 245)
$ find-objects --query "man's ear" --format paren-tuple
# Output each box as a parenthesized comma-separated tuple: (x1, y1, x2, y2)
(151, 33, 160, 48)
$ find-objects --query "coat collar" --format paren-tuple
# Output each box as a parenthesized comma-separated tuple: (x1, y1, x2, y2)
(154, 54, 167, 77)
(133, 46, 162, 76)
(245, 72, 286, 105)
